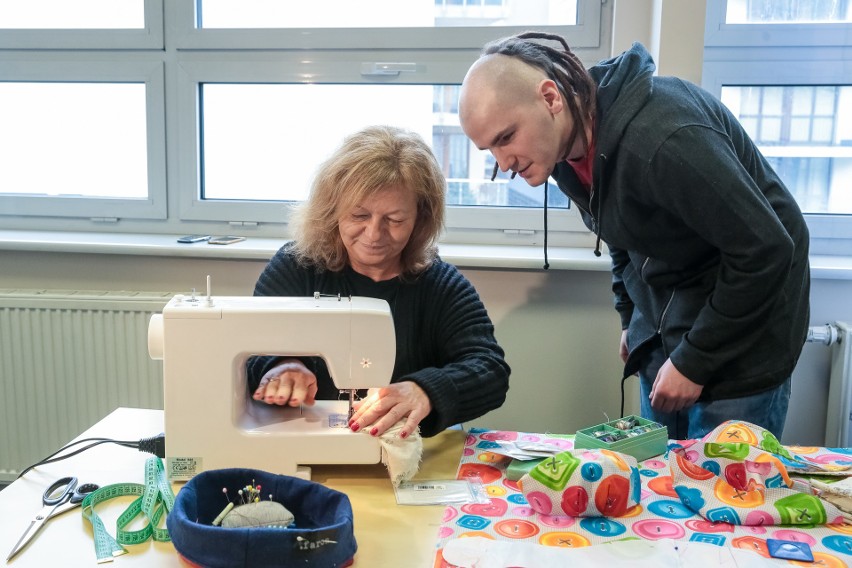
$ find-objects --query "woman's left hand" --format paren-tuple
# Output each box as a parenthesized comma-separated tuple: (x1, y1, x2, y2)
(349, 381, 432, 439)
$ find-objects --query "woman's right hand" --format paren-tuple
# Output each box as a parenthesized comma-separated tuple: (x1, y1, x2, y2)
(253, 359, 318, 407)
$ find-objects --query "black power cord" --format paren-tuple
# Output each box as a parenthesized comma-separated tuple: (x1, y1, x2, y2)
(138, 433, 167, 458)
(16, 433, 166, 479)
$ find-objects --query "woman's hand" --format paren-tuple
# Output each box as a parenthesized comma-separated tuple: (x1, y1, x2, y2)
(252, 359, 318, 407)
(349, 381, 432, 439)
(619, 329, 629, 363)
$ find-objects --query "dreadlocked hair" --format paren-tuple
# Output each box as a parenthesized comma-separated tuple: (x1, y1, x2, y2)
(482, 31, 597, 160)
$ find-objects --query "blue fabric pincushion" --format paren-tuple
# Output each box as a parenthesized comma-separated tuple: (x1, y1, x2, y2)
(167, 468, 356, 568)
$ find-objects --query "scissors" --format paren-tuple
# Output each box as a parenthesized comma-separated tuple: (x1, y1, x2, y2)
(6, 476, 99, 562)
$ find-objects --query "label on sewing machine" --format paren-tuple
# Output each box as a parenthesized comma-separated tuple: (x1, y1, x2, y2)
(167, 456, 202, 481)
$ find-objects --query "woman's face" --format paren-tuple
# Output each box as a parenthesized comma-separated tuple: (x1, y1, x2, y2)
(338, 185, 418, 281)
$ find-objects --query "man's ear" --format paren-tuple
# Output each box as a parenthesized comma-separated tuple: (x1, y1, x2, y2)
(539, 79, 564, 114)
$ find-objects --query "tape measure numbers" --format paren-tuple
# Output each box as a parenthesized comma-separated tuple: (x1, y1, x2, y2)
(81, 457, 176, 562)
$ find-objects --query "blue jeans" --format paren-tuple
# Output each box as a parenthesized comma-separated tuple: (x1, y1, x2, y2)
(637, 346, 792, 441)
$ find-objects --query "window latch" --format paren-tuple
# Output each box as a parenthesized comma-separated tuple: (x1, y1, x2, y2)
(360, 62, 418, 77)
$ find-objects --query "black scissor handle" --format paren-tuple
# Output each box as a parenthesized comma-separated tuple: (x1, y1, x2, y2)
(42, 476, 78, 506)
(70, 483, 100, 504)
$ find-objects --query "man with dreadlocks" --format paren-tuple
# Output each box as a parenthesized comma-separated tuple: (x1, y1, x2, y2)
(459, 33, 810, 440)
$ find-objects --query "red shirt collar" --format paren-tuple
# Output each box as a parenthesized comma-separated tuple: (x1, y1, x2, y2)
(566, 136, 595, 190)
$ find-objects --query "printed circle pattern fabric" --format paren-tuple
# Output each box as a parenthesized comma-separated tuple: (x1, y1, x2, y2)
(435, 425, 852, 568)
(520, 448, 639, 518)
(669, 421, 847, 526)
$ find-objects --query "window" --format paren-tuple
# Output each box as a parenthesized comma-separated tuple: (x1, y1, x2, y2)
(720, 85, 852, 215)
(0, 59, 167, 220)
(0, 0, 144, 28)
(197, 82, 572, 210)
(724, 0, 851, 23)
(199, 0, 578, 29)
(704, 0, 852, 255)
(0, 0, 161, 49)
(0, 0, 608, 246)
(0, 83, 149, 199)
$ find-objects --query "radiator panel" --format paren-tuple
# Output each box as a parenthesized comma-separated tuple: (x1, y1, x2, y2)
(824, 321, 852, 447)
(0, 289, 170, 482)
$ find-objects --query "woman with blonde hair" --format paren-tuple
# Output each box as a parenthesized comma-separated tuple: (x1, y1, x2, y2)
(248, 125, 510, 439)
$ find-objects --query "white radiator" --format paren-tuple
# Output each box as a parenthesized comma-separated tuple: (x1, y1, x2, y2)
(814, 322, 852, 447)
(0, 289, 171, 482)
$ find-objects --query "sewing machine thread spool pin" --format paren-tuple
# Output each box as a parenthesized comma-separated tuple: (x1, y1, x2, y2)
(205, 275, 213, 307)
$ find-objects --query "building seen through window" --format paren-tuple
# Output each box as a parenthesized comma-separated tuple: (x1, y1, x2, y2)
(725, 0, 851, 23)
(721, 85, 852, 214)
(199, 0, 576, 28)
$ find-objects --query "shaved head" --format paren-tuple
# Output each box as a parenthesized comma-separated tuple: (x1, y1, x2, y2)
(459, 54, 548, 126)
(457, 33, 597, 186)
(457, 53, 576, 187)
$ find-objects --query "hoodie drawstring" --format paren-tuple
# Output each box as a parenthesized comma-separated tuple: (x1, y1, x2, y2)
(592, 153, 605, 257)
(543, 180, 550, 270)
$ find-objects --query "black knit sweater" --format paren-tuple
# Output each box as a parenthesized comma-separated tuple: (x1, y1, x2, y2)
(246, 244, 510, 437)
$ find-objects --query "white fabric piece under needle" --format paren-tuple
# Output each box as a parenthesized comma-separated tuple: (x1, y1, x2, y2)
(370, 421, 422, 487)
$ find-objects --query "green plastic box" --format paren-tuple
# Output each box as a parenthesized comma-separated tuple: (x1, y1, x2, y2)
(574, 415, 668, 462)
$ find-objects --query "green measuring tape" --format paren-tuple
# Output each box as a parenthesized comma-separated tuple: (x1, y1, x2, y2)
(81, 457, 176, 562)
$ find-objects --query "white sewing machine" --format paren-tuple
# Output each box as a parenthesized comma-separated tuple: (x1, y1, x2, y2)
(147, 286, 395, 480)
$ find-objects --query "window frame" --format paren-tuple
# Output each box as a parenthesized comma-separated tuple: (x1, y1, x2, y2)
(0, 0, 163, 49)
(0, 0, 610, 247)
(704, 0, 852, 46)
(172, 0, 611, 243)
(0, 57, 168, 220)
(703, 0, 852, 256)
(174, 52, 596, 237)
(171, 0, 604, 51)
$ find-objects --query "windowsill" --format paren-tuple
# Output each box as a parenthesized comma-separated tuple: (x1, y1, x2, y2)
(0, 229, 850, 279)
(0, 229, 611, 272)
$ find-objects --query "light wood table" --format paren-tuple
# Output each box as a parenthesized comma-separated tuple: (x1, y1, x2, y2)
(0, 407, 464, 567)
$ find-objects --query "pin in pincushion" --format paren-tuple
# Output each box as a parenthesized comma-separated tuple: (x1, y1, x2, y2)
(167, 468, 356, 568)
(519, 448, 641, 517)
